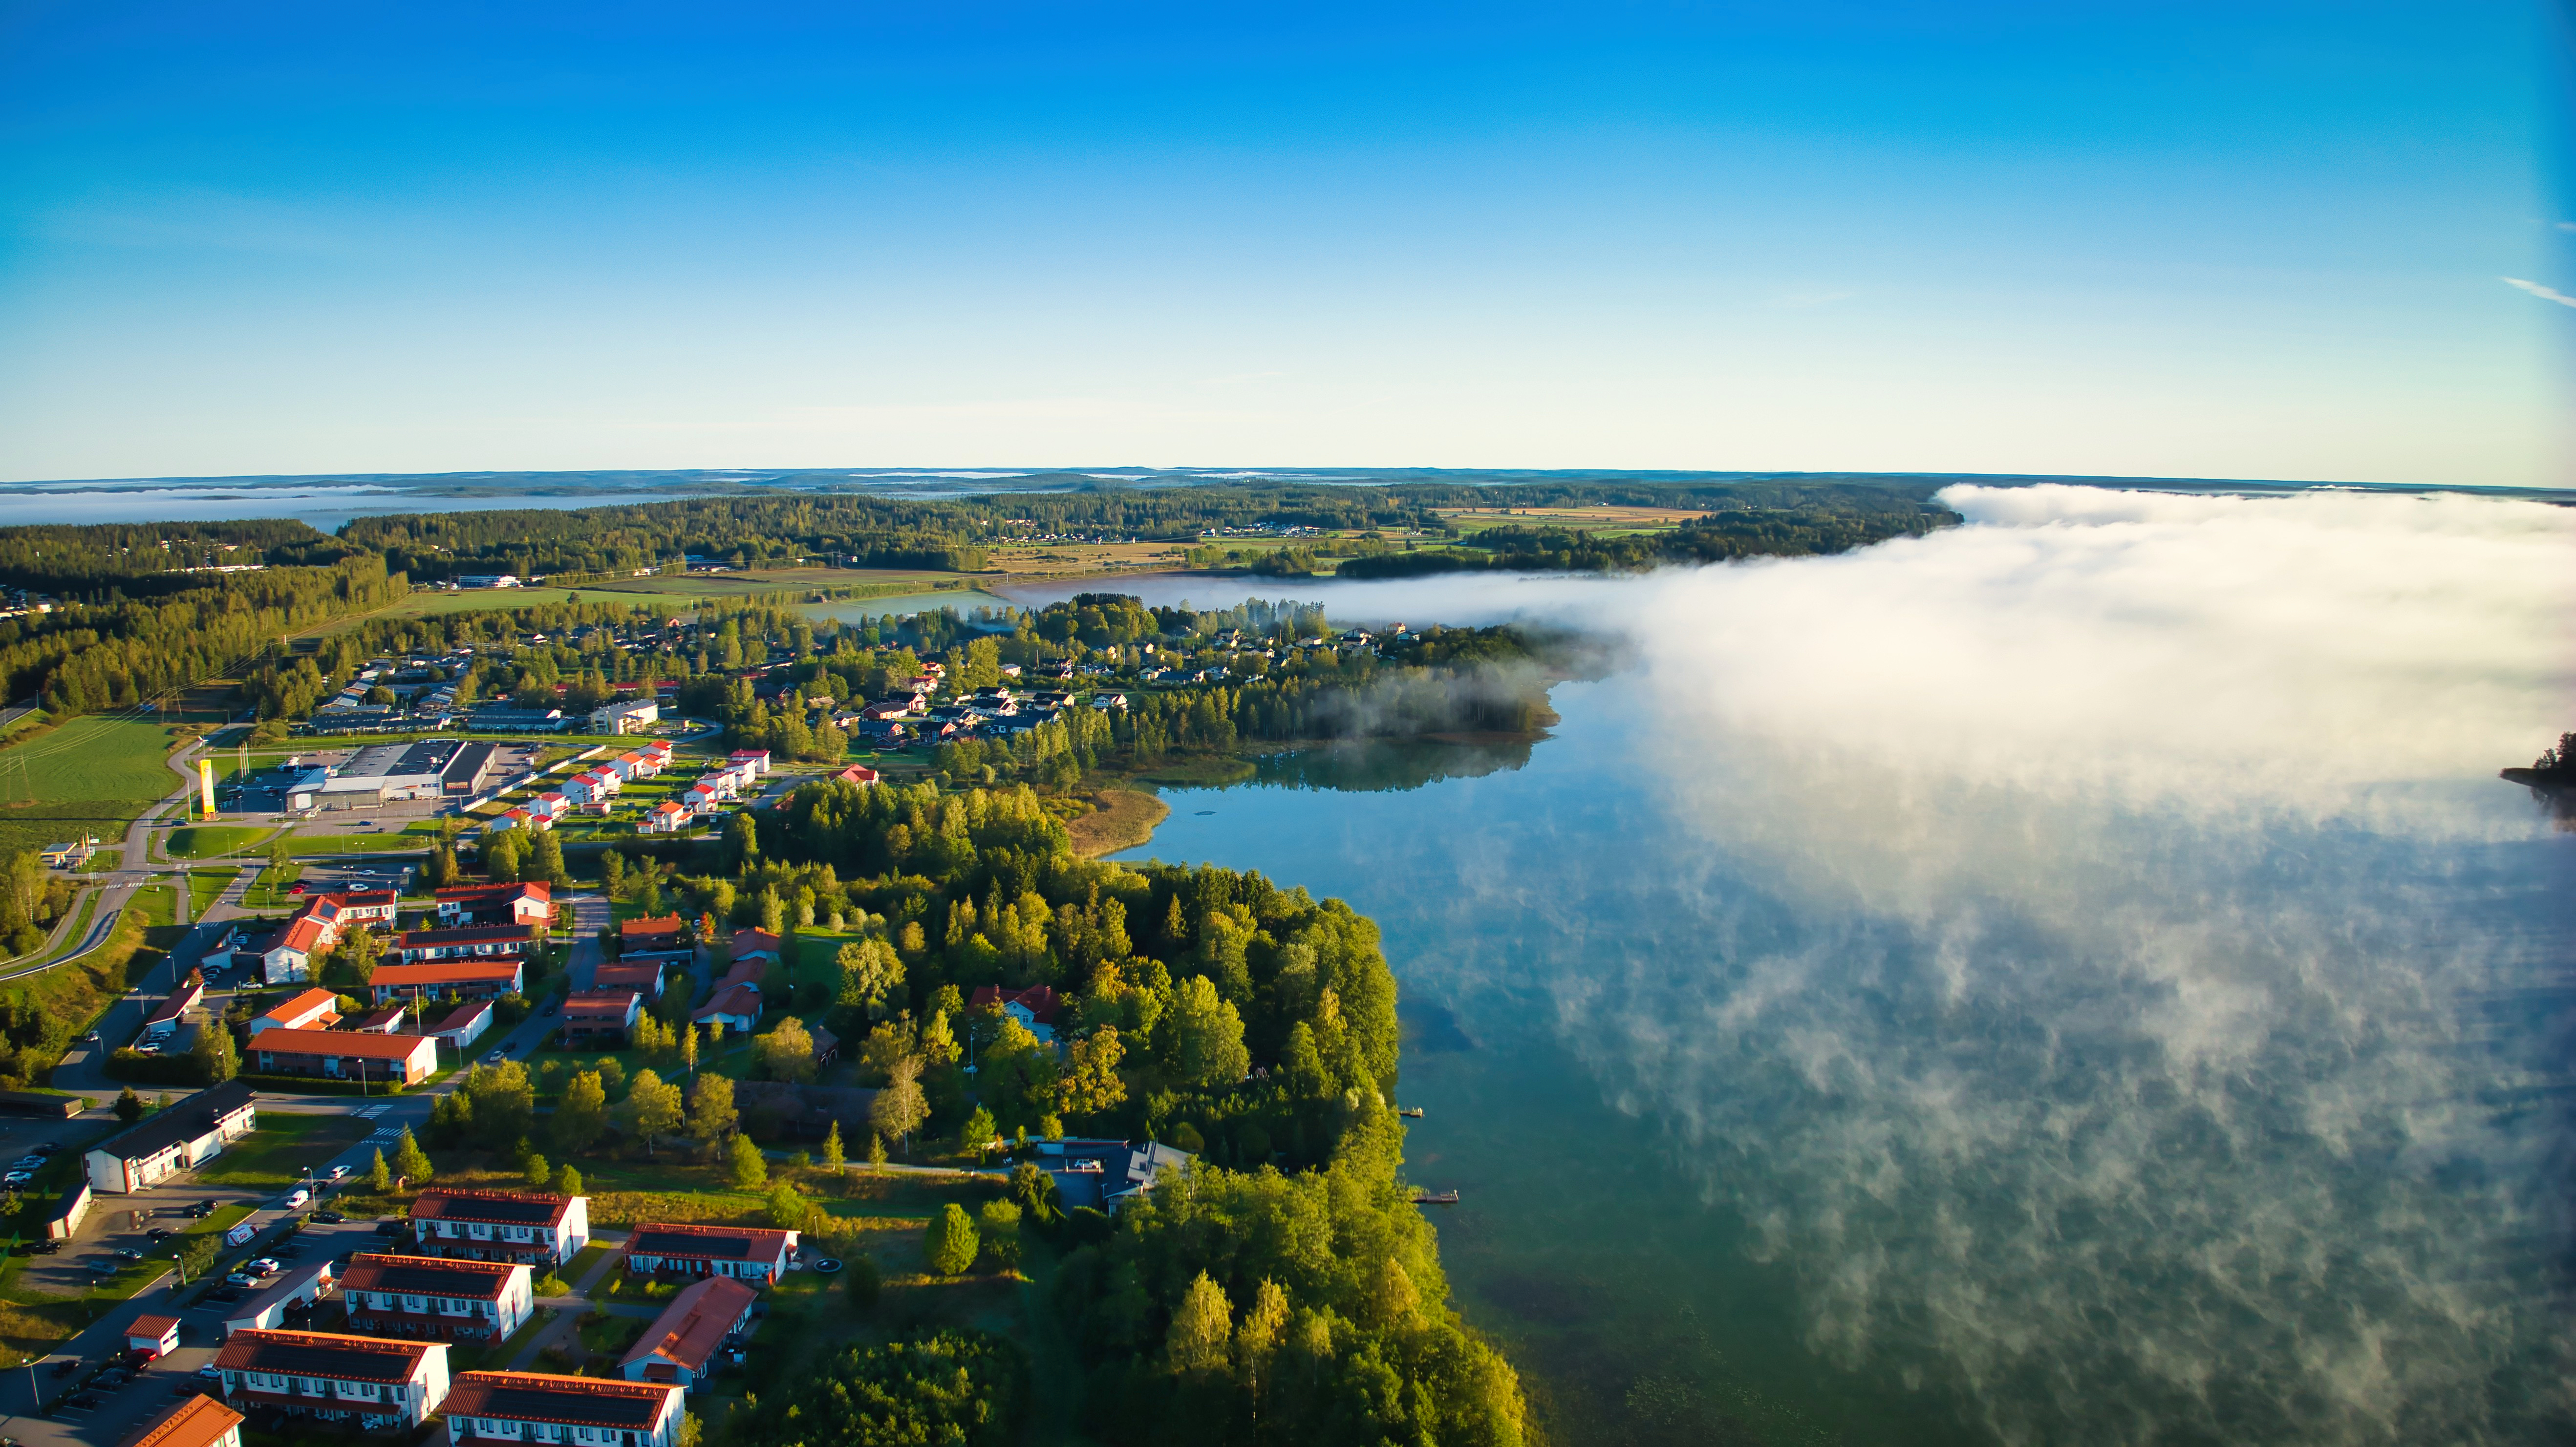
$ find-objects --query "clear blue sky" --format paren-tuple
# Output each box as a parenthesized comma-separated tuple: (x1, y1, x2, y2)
(0, 1, 2561, 485)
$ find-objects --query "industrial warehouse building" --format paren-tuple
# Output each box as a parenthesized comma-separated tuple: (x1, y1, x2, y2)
(303, 741, 501, 805)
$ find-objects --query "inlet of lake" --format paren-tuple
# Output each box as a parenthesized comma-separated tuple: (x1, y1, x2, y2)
(1045, 489, 2576, 1447)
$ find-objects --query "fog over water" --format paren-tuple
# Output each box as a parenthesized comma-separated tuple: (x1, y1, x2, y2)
(1116, 487, 2576, 1445)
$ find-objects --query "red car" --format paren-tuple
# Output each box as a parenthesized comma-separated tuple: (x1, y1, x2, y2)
(284, 882, 308, 895)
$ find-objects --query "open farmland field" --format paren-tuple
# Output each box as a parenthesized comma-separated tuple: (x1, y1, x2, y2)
(1436, 503, 1712, 536)
(0, 716, 182, 855)
(984, 538, 1194, 577)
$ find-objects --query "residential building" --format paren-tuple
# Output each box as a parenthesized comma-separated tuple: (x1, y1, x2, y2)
(247, 988, 340, 1036)
(969, 984, 1062, 1044)
(428, 1000, 494, 1052)
(434, 882, 553, 928)
(591, 699, 660, 735)
(129, 1395, 244, 1447)
(489, 808, 544, 836)
(617, 1276, 756, 1392)
(620, 1224, 796, 1285)
(86, 1081, 258, 1193)
(617, 915, 689, 962)
(560, 989, 642, 1044)
(689, 982, 759, 1035)
(1035, 1137, 1197, 1213)
(142, 971, 206, 1043)
(591, 961, 663, 1000)
(618, 749, 660, 779)
(408, 1189, 590, 1266)
(831, 763, 880, 787)
(213, 1329, 449, 1430)
(348, 1008, 407, 1034)
(249, 1028, 439, 1087)
(729, 929, 781, 965)
(387, 927, 535, 969)
(440, 1371, 685, 1447)
(253, 890, 397, 984)
(639, 800, 690, 833)
(726, 749, 771, 775)
(341, 1254, 535, 1341)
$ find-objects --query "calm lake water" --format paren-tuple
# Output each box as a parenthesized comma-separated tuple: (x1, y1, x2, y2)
(1109, 488, 2576, 1447)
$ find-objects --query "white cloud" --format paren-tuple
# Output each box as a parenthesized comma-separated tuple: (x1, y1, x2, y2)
(2501, 276, 2576, 308)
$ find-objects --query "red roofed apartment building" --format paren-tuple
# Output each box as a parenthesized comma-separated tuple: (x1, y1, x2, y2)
(340, 1254, 536, 1341)
(249, 1028, 439, 1087)
(369, 955, 527, 1003)
(128, 1395, 245, 1447)
(434, 881, 553, 928)
(620, 1223, 797, 1285)
(245, 987, 342, 1036)
(408, 1188, 592, 1267)
(618, 915, 692, 963)
(618, 1276, 756, 1392)
(441, 1371, 685, 1447)
(212, 1328, 451, 1430)
(253, 890, 397, 984)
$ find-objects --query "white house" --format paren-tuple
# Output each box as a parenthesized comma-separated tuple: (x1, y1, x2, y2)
(591, 699, 660, 735)
(215, 1329, 450, 1431)
(441, 1372, 685, 1447)
(86, 1081, 258, 1193)
(409, 1188, 591, 1267)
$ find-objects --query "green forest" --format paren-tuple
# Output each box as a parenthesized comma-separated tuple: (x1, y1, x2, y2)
(602, 776, 1524, 1446)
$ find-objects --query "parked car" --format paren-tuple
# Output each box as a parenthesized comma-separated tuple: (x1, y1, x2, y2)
(311, 1210, 345, 1224)
(111, 1248, 143, 1261)
(223, 1273, 257, 1288)
(246, 1257, 281, 1275)
(196, 1199, 219, 1213)
(2, 1173, 34, 1189)
(194, 1366, 221, 1381)
(30, 1142, 58, 1155)
(9, 1156, 44, 1170)
(484, 1049, 505, 1064)
(205, 1287, 244, 1304)
(32, 1239, 58, 1254)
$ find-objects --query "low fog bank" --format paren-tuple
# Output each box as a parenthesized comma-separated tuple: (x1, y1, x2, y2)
(1516, 488, 2576, 1444)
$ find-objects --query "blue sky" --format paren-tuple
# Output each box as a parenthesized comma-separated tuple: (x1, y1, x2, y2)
(0, 1, 2561, 485)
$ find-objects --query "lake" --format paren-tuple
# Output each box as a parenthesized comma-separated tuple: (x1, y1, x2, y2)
(1108, 486, 2576, 1447)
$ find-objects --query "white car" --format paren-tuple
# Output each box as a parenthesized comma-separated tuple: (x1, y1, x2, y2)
(1, 1171, 34, 1188)
(245, 1257, 282, 1276)
(326, 1165, 348, 1181)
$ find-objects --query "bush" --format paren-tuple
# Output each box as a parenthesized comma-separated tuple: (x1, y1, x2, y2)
(731, 1330, 1022, 1447)
(975, 1200, 1021, 1271)
(844, 1254, 880, 1312)
(923, 1203, 978, 1276)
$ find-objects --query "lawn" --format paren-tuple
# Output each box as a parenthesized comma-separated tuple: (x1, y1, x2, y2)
(285, 830, 434, 855)
(0, 716, 183, 857)
(129, 884, 177, 930)
(192, 1113, 373, 1190)
(245, 861, 304, 909)
(167, 825, 273, 859)
(186, 872, 231, 918)
(577, 1309, 648, 1358)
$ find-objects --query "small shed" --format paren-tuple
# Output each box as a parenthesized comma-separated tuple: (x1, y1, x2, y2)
(127, 1314, 182, 1355)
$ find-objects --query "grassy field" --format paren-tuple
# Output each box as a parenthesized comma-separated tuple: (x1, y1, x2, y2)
(167, 824, 273, 859)
(286, 828, 435, 855)
(186, 871, 230, 918)
(129, 884, 177, 930)
(193, 1113, 373, 1190)
(246, 862, 304, 909)
(0, 716, 181, 857)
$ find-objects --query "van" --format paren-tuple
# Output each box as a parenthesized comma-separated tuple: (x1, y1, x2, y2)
(284, 1189, 309, 1208)
(224, 1223, 255, 1247)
